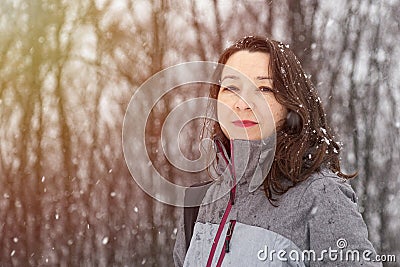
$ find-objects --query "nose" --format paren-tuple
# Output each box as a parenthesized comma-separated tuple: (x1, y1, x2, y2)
(234, 96, 253, 110)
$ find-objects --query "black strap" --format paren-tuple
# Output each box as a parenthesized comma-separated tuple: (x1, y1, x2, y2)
(184, 181, 213, 251)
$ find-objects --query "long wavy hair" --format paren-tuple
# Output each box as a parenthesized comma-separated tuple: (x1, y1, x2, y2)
(202, 36, 356, 201)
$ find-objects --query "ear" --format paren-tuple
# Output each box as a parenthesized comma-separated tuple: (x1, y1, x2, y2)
(286, 110, 302, 133)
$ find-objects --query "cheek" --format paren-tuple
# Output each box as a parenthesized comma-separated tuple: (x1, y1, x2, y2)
(216, 97, 231, 127)
(263, 96, 287, 125)
(217, 92, 234, 106)
(217, 94, 236, 117)
(273, 105, 288, 125)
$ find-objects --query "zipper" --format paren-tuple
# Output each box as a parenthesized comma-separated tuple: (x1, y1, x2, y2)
(229, 139, 236, 205)
(224, 220, 236, 253)
(206, 139, 237, 267)
(214, 139, 236, 204)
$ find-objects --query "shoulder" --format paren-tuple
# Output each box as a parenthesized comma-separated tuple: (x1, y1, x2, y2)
(294, 171, 381, 266)
(297, 169, 358, 206)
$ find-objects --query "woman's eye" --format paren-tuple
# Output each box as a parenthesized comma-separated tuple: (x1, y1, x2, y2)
(221, 86, 239, 92)
(259, 86, 273, 93)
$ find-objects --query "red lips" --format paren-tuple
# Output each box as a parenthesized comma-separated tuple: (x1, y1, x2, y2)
(232, 120, 258, 128)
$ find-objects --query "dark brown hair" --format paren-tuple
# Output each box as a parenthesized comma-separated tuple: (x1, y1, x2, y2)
(202, 36, 356, 201)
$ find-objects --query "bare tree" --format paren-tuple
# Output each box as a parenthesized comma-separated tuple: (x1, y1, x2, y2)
(0, 1, 398, 266)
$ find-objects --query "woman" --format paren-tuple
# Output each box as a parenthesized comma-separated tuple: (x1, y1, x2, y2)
(173, 36, 381, 266)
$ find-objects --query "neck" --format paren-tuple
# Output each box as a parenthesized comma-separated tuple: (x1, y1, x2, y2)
(214, 136, 276, 192)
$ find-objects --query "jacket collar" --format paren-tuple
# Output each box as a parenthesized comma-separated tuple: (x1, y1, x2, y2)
(213, 135, 275, 193)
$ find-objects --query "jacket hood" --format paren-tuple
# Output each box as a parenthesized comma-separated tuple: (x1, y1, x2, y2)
(212, 135, 276, 193)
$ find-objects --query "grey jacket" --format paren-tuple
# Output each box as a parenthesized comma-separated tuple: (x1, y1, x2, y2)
(173, 139, 381, 266)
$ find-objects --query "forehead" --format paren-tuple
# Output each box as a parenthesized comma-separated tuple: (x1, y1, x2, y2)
(222, 51, 271, 79)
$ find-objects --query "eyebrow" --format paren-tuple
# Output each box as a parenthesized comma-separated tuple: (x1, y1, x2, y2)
(221, 75, 273, 83)
(221, 75, 272, 81)
(256, 76, 273, 80)
(220, 75, 239, 82)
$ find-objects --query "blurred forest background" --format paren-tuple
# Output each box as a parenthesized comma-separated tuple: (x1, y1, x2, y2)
(0, 0, 399, 266)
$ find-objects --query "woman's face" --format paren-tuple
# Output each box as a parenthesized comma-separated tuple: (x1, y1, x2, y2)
(217, 51, 288, 140)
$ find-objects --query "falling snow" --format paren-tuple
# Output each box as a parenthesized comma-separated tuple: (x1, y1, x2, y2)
(311, 207, 318, 215)
(102, 237, 109, 245)
(0, 1, 398, 266)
